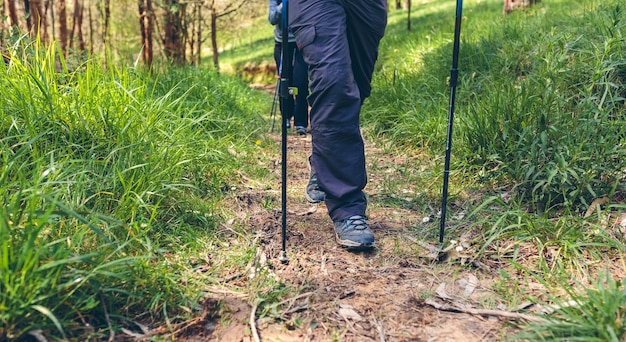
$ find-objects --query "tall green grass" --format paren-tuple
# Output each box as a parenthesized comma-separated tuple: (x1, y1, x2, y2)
(0, 37, 269, 339)
(515, 272, 626, 341)
(366, 0, 626, 211)
(361, 1, 626, 336)
(461, 2, 626, 211)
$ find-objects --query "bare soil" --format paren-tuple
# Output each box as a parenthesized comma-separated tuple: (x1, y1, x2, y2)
(178, 132, 528, 342)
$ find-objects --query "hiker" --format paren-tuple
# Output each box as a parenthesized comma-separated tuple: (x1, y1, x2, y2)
(288, 0, 387, 248)
(268, 0, 309, 135)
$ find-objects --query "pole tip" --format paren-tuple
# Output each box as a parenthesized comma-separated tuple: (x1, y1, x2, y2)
(279, 251, 289, 264)
(436, 242, 452, 262)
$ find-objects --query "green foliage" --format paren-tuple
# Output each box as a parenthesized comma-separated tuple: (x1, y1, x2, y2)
(2, 0, 626, 339)
(461, 2, 626, 211)
(515, 273, 626, 341)
(470, 197, 622, 278)
(366, 0, 626, 211)
(0, 36, 268, 339)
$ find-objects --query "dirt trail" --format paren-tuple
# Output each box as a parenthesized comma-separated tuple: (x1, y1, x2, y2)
(185, 132, 518, 341)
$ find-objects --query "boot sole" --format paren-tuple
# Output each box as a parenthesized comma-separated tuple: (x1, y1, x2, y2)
(335, 234, 375, 249)
(305, 189, 324, 203)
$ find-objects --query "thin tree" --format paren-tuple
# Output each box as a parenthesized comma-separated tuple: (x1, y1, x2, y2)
(160, 0, 186, 65)
(7, 0, 19, 28)
(28, 0, 48, 42)
(88, 1, 94, 52)
(23, 0, 31, 31)
(208, 2, 217, 70)
(138, 0, 154, 66)
(205, 0, 248, 71)
(57, 0, 69, 55)
(70, 0, 85, 51)
(101, 0, 110, 66)
(1, 0, 6, 64)
(406, 0, 411, 31)
(47, 0, 55, 42)
(189, 0, 202, 65)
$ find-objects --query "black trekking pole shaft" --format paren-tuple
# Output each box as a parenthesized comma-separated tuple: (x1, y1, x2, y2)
(279, 0, 293, 262)
(439, 0, 463, 247)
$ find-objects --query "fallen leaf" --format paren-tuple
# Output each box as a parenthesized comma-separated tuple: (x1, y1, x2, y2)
(435, 282, 452, 300)
(27, 330, 48, 342)
(512, 301, 534, 312)
(121, 328, 145, 339)
(463, 274, 479, 297)
(584, 197, 609, 218)
(338, 304, 363, 321)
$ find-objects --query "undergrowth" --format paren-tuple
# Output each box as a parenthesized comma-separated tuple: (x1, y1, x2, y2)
(0, 37, 269, 340)
(2, 0, 626, 339)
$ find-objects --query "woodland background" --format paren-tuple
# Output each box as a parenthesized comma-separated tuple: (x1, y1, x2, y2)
(1, 0, 536, 69)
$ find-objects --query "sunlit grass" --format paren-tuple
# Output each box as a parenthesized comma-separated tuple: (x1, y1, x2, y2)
(515, 272, 626, 341)
(2, 0, 625, 338)
(0, 36, 270, 339)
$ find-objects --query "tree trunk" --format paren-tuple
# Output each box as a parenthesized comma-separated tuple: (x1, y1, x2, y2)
(188, 3, 195, 63)
(162, 0, 185, 65)
(23, 0, 31, 31)
(210, 7, 218, 72)
(72, 0, 85, 51)
(57, 0, 68, 55)
(88, 1, 93, 52)
(195, 2, 201, 66)
(205, 0, 248, 70)
(406, 0, 411, 31)
(138, 0, 153, 66)
(188, 2, 197, 65)
(29, 0, 47, 42)
(7, 0, 19, 28)
(47, 0, 56, 43)
(1, 0, 6, 64)
(103, 0, 110, 65)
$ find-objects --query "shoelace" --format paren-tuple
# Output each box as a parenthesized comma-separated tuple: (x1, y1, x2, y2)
(343, 216, 368, 231)
(309, 174, 320, 190)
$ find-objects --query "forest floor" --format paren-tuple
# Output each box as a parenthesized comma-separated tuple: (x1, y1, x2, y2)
(169, 129, 553, 342)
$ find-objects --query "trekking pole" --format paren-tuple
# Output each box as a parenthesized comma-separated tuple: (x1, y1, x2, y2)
(439, 0, 464, 253)
(278, 0, 294, 263)
(270, 77, 280, 132)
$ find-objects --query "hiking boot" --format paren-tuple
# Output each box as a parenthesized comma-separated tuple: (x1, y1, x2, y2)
(305, 162, 326, 203)
(295, 126, 307, 135)
(305, 172, 326, 203)
(333, 215, 375, 249)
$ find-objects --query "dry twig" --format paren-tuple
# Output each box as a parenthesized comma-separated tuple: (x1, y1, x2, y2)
(250, 303, 261, 342)
(372, 319, 386, 342)
(98, 291, 115, 342)
(424, 298, 544, 322)
(169, 316, 205, 338)
(287, 204, 319, 216)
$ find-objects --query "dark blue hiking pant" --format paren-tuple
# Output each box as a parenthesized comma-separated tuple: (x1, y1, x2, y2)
(288, 0, 387, 221)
